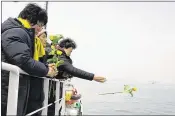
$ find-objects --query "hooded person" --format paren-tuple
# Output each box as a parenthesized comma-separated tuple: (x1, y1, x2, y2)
(1, 3, 57, 116)
(36, 29, 50, 63)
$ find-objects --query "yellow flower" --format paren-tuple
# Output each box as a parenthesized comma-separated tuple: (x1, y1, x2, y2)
(132, 87, 137, 91)
(50, 35, 54, 41)
(56, 50, 62, 55)
(51, 45, 55, 50)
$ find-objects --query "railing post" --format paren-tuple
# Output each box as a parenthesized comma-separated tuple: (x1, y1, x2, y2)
(6, 70, 20, 115)
(55, 81, 60, 115)
(61, 81, 66, 115)
(41, 79, 49, 115)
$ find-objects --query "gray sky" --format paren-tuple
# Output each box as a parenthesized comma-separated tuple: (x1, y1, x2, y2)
(2, 2, 175, 84)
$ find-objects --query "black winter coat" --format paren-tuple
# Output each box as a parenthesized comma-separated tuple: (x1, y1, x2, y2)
(56, 48, 94, 81)
(1, 18, 48, 116)
(47, 47, 94, 116)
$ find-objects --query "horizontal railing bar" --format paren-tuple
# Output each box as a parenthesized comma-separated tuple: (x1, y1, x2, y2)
(2, 62, 66, 82)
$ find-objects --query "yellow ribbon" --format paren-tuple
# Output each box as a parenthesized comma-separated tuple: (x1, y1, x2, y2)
(18, 17, 45, 61)
(34, 37, 46, 61)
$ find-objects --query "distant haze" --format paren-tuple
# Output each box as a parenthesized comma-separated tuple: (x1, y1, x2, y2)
(2, 2, 175, 84)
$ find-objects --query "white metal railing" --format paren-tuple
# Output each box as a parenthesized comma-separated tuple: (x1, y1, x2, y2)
(2, 62, 66, 116)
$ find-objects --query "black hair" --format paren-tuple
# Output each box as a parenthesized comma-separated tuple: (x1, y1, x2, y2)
(44, 31, 47, 37)
(59, 38, 77, 49)
(18, 3, 48, 25)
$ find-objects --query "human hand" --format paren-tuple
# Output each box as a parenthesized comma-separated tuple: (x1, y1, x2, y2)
(93, 76, 107, 83)
(47, 63, 58, 77)
(48, 63, 57, 71)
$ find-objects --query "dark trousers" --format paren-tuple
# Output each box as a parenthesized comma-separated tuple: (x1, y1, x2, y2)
(47, 81, 63, 116)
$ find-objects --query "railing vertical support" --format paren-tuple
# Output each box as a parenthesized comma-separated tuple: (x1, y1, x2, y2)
(55, 81, 60, 115)
(41, 79, 49, 115)
(61, 81, 66, 115)
(6, 71, 20, 115)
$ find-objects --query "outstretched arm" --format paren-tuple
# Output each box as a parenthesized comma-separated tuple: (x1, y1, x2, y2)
(59, 61, 94, 81)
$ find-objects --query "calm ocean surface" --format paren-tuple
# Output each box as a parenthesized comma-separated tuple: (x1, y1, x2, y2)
(72, 79, 175, 115)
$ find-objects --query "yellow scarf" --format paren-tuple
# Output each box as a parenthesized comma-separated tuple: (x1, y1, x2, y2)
(18, 18, 45, 61)
(34, 37, 46, 61)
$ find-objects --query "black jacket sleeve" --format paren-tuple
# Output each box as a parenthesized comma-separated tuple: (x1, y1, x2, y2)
(1, 28, 48, 77)
(59, 59, 94, 81)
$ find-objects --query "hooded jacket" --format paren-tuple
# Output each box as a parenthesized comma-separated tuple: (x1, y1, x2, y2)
(1, 17, 48, 116)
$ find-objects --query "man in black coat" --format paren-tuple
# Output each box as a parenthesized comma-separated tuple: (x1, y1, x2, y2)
(47, 38, 106, 116)
(1, 3, 57, 116)
(57, 38, 106, 82)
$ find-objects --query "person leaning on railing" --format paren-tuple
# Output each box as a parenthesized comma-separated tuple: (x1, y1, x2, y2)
(35, 33, 64, 116)
(47, 37, 107, 116)
(1, 3, 57, 116)
(25, 29, 55, 116)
